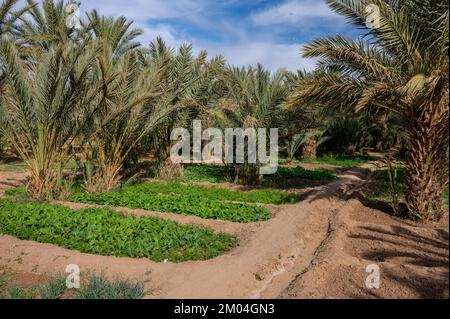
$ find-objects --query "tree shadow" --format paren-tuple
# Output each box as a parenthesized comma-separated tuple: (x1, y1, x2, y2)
(348, 224, 449, 298)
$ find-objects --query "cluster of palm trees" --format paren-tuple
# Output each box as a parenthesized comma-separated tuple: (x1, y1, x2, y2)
(0, 0, 295, 197)
(289, 0, 449, 221)
(0, 0, 448, 221)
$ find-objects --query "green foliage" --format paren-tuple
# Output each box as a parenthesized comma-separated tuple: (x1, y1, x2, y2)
(271, 166, 337, 181)
(181, 165, 229, 183)
(291, 0, 449, 221)
(4, 188, 27, 198)
(321, 117, 363, 155)
(367, 168, 406, 203)
(78, 273, 144, 299)
(300, 154, 374, 167)
(1, 272, 145, 299)
(38, 275, 67, 299)
(0, 199, 236, 262)
(123, 181, 300, 205)
(69, 190, 271, 223)
(6, 286, 37, 299)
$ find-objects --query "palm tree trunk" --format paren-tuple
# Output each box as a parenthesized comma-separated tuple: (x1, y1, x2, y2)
(301, 137, 318, 160)
(403, 93, 449, 221)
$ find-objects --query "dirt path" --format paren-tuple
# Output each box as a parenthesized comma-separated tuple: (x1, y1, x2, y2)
(1, 163, 447, 299)
(0, 166, 373, 298)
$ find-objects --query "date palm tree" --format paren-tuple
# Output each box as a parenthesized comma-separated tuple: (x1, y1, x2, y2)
(80, 37, 226, 192)
(219, 64, 290, 184)
(0, 39, 106, 199)
(289, 0, 449, 221)
(85, 9, 143, 56)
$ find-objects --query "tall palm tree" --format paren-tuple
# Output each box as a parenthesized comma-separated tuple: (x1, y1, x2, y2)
(1, 0, 32, 156)
(289, 0, 449, 221)
(85, 9, 143, 56)
(0, 39, 106, 199)
(80, 37, 225, 192)
(143, 37, 226, 174)
(219, 64, 290, 184)
(16, 0, 85, 49)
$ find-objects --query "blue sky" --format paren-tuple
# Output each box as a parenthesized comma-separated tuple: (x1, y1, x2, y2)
(21, 0, 359, 71)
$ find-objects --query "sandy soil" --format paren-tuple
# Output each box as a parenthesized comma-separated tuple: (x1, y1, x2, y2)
(281, 199, 449, 299)
(0, 163, 448, 299)
(0, 171, 28, 196)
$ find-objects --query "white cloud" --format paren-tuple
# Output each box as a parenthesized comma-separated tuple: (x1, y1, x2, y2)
(201, 42, 317, 72)
(14, 0, 319, 72)
(251, 0, 339, 26)
(137, 24, 183, 49)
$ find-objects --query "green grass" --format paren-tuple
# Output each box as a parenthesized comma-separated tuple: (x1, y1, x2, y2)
(180, 165, 229, 183)
(77, 273, 144, 299)
(0, 272, 145, 299)
(0, 199, 236, 262)
(271, 166, 336, 180)
(297, 155, 374, 167)
(37, 274, 67, 299)
(123, 181, 300, 205)
(367, 168, 406, 202)
(367, 168, 449, 208)
(0, 161, 27, 173)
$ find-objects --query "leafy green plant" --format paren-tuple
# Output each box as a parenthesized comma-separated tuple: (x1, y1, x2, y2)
(271, 166, 336, 181)
(180, 165, 229, 183)
(386, 158, 401, 215)
(123, 181, 300, 205)
(69, 190, 271, 223)
(0, 199, 236, 262)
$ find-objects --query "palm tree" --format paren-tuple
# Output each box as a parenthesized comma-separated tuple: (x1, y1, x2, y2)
(0, 39, 106, 199)
(16, 0, 84, 49)
(289, 0, 449, 221)
(219, 64, 290, 184)
(0, 0, 34, 38)
(0, 0, 34, 160)
(80, 37, 225, 192)
(85, 9, 143, 56)
(143, 37, 226, 175)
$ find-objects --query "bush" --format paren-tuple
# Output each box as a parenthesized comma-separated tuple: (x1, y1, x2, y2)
(0, 199, 236, 262)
